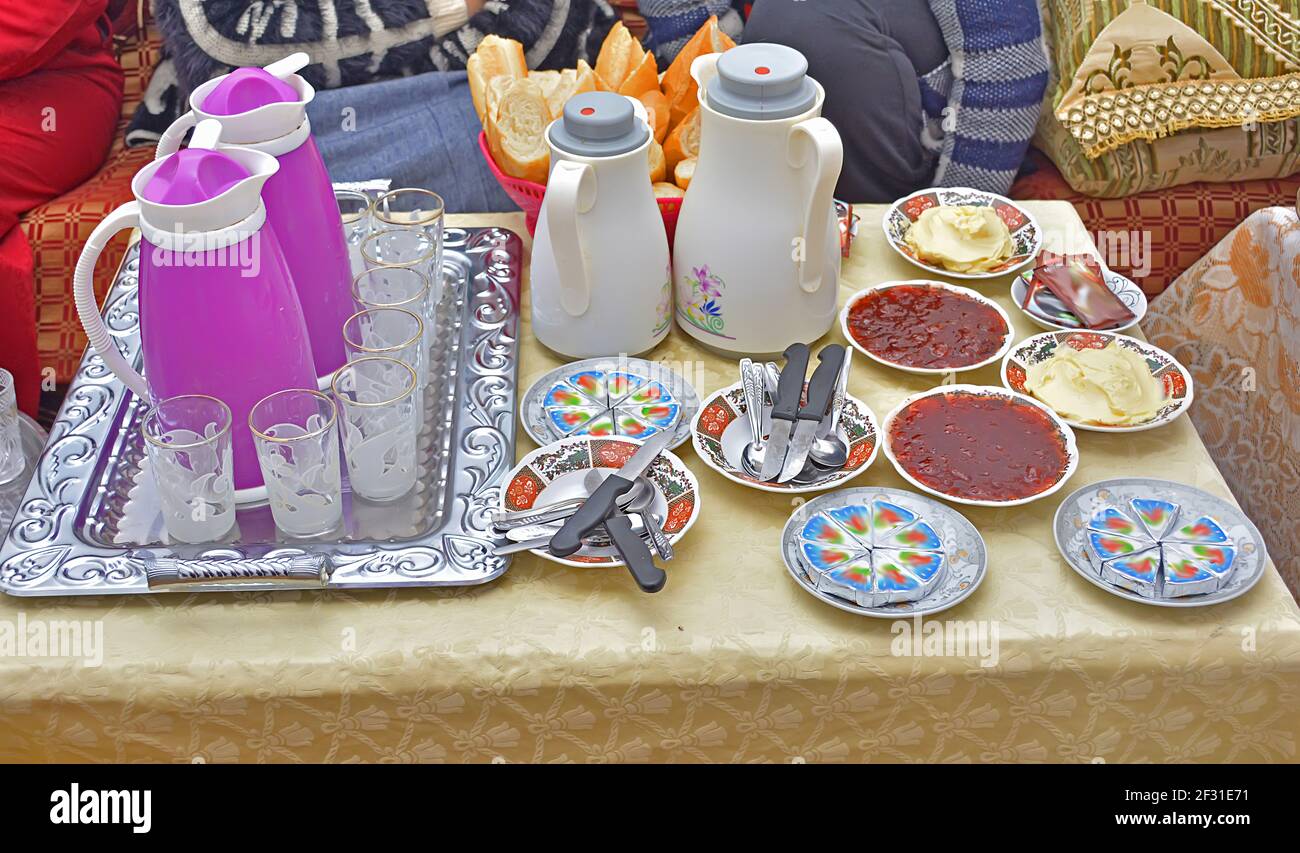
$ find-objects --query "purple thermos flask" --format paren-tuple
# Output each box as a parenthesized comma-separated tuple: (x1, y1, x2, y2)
(156, 53, 354, 387)
(73, 120, 318, 500)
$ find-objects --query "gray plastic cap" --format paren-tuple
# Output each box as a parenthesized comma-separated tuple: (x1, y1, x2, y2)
(706, 43, 817, 120)
(548, 91, 648, 157)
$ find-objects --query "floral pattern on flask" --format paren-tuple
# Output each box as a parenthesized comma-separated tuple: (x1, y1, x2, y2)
(652, 269, 672, 339)
(677, 264, 732, 339)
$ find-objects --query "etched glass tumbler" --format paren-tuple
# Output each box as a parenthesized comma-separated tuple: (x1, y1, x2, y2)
(141, 395, 236, 543)
(372, 188, 444, 275)
(351, 265, 433, 351)
(0, 369, 22, 485)
(331, 356, 419, 502)
(342, 307, 427, 413)
(249, 389, 343, 537)
(360, 228, 440, 298)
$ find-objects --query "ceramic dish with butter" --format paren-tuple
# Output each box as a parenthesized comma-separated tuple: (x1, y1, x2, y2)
(883, 187, 1041, 281)
(840, 280, 1014, 375)
(1000, 331, 1193, 433)
(881, 384, 1079, 507)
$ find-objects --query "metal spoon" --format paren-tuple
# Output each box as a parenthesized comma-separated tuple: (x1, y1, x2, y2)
(808, 347, 851, 469)
(739, 358, 769, 478)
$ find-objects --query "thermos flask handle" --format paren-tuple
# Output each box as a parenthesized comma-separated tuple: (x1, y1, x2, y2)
(690, 53, 721, 92)
(73, 202, 153, 401)
(788, 117, 843, 294)
(155, 110, 197, 159)
(545, 159, 596, 317)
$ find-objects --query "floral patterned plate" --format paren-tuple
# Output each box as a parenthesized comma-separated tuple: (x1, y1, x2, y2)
(691, 382, 879, 494)
(1000, 331, 1194, 433)
(499, 435, 700, 568)
(883, 187, 1041, 281)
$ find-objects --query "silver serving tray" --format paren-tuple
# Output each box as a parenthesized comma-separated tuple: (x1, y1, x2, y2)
(0, 226, 522, 596)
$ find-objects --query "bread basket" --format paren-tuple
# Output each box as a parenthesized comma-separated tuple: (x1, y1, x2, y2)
(478, 131, 683, 246)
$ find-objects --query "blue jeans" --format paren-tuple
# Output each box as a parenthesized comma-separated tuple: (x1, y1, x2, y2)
(307, 71, 516, 214)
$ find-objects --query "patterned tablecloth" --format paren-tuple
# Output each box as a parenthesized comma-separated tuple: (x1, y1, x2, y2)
(1, 205, 1297, 764)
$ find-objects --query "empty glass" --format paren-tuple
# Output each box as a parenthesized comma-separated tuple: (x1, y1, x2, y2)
(372, 188, 444, 273)
(336, 189, 372, 266)
(331, 356, 419, 502)
(342, 308, 427, 413)
(141, 395, 236, 543)
(249, 389, 344, 537)
(360, 228, 439, 290)
(0, 369, 24, 486)
(351, 265, 433, 350)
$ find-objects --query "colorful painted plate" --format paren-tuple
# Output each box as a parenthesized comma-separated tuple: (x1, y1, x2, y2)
(691, 381, 879, 494)
(1000, 331, 1193, 433)
(499, 435, 700, 568)
(1010, 265, 1147, 333)
(840, 280, 1014, 375)
(882, 187, 1041, 281)
(881, 384, 1079, 507)
(520, 356, 699, 450)
(1053, 478, 1269, 608)
(780, 488, 987, 618)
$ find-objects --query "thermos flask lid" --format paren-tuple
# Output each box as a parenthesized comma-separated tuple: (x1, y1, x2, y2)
(548, 91, 648, 157)
(706, 43, 817, 120)
(142, 148, 251, 206)
(202, 67, 300, 115)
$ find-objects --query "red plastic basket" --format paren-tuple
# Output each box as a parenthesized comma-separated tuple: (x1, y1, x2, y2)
(478, 131, 682, 247)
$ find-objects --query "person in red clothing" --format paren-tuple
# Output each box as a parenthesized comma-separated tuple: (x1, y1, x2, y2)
(0, 0, 123, 416)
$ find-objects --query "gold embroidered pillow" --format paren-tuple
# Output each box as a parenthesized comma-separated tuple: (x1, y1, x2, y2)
(1035, 0, 1300, 197)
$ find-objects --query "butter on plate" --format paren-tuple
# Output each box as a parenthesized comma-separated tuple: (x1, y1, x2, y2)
(1023, 341, 1167, 426)
(903, 206, 1014, 273)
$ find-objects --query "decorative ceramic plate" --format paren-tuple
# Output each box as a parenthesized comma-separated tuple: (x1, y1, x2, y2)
(520, 356, 699, 450)
(882, 187, 1041, 281)
(691, 381, 879, 494)
(840, 280, 1014, 374)
(882, 384, 1079, 507)
(780, 488, 987, 618)
(499, 435, 700, 567)
(1053, 478, 1268, 608)
(1010, 266, 1147, 333)
(1000, 331, 1193, 433)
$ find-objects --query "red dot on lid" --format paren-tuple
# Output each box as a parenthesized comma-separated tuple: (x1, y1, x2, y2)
(580, 107, 595, 115)
(755, 66, 771, 75)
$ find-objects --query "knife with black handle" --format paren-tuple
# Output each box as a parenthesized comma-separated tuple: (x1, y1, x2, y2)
(778, 344, 846, 482)
(548, 430, 675, 557)
(758, 342, 810, 481)
(604, 513, 667, 593)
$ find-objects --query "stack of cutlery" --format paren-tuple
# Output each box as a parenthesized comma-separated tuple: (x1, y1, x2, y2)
(742, 342, 851, 485)
(490, 430, 676, 592)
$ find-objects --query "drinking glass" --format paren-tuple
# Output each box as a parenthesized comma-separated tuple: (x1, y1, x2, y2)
(336, 189, 372, 267)
(360, 228, 439, 294)
(331, 356, 419, 502)
(351, 265, 433, 351)
(141, 395, 236, 543)
(0, 369, 26, 485)
(342, 307, 427, 413)
(372, 188, 444, 274)
(249, 389, 344, 537)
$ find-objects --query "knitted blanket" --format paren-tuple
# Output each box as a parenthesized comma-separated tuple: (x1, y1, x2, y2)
(635, 0, 744, 63)
(919, 0, 1049, 194)
(152, 0, 617, 94)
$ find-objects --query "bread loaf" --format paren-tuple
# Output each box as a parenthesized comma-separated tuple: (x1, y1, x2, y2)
(468, 34, 527, 123)
(486, 77, 550, 184)
(663, 106, 700, 171)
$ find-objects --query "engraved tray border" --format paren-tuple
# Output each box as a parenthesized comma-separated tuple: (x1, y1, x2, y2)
(0, 226, 522, 596)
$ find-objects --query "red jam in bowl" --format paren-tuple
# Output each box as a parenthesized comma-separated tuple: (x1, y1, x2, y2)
(847, 284, 1009, 369)
(888, 390, 1070, 502)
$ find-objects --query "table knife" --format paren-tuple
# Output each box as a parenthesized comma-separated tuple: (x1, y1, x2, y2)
(758, 343, 810, 481)
(778, 344, 846, 483)
(548, 430, 675, 557)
